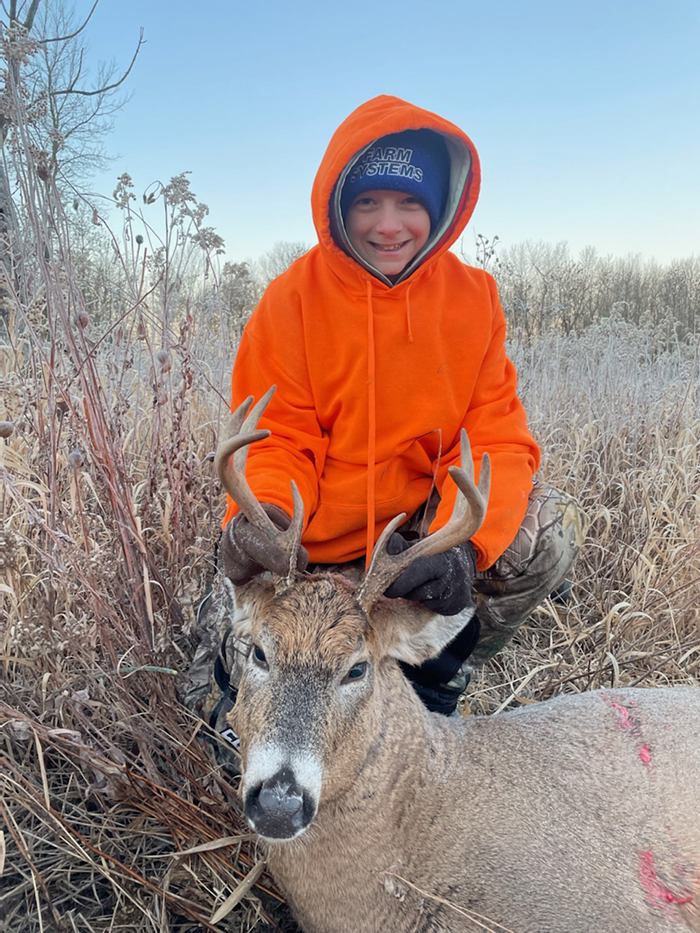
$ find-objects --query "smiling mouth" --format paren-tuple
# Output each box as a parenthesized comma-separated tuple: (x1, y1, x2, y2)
(369, 240, 409, 253)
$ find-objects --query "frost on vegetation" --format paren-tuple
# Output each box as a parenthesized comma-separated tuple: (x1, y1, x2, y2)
(113, 172, 136, 209)
(163, 171, 197, 209)
(510, 310, 699, 427)
(111, 170, 226, 297)
(1, 33, 698, 928)
(487, 238, 700, 340)
(0, 23, 41, 66)
(0, 16, 278, 933)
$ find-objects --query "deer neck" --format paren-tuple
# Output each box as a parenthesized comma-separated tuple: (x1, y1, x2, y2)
(329, 662, 458, 820)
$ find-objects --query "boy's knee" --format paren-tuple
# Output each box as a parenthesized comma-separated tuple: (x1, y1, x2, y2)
(470, 484, 586, 661)
(481, 483, 586, 587)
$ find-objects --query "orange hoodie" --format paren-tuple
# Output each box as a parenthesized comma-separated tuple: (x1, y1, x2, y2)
(224, 95, 540, 571)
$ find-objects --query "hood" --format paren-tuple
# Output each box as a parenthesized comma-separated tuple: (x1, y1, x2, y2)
(311, 95, 481, 287)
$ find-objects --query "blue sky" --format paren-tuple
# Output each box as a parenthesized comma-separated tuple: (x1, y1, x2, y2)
(69, 0, 700, 264)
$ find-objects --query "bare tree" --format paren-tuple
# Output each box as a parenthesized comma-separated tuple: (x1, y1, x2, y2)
(33, 3, 135, 183)
(253, 240, 309, 287)
(1, 0, 142, 177)
(220, 260, 260, 343)
(0, 0, 142, 318)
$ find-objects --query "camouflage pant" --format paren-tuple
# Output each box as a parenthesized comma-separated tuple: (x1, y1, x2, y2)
(471, 481, 587, 663)
(182, 481, 586, 721)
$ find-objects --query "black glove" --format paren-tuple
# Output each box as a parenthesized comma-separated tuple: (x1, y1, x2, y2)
(221, 504, 309, 585)
(384, 534, 477, 616)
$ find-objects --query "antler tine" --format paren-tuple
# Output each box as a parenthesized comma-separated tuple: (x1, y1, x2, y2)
(215, 386, 278, 532)
(358, 429, 490, 613)
(215, 387, 306, 579)
(282, 479, 305, 585)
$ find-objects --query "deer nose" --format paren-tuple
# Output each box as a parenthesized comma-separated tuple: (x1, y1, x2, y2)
(244, 766, 316, 839)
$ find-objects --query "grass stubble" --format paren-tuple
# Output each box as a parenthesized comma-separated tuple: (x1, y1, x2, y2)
(1, 97, 699, 933)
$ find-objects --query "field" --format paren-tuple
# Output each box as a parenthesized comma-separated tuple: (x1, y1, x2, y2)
(2, 158, 700, 930)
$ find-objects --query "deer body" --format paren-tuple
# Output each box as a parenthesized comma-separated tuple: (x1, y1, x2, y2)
(217, 391, 700, 932)
(231, 577, 700, 933)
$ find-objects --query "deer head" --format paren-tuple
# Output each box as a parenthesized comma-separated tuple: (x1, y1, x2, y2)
(216, 387, 490, 840)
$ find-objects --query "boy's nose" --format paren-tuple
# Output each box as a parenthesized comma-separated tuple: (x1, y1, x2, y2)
(375, 206, 402, 236)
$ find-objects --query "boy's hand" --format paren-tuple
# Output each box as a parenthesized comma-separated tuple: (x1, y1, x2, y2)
(222, 504, 309, 585)
(384, 535, 477, 616)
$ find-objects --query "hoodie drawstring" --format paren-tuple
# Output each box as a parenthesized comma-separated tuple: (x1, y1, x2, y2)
(365, 279, 415, 566)
(365, 278, 376, 568)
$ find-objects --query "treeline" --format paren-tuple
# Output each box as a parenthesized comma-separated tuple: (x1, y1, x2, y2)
(472, 238, 699, 338)
(214, 235, 700, 342)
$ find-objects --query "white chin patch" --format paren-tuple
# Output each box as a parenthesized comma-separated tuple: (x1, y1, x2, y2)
(256, 824, 311, 844)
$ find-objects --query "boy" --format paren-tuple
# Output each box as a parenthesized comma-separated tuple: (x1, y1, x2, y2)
(187, 95, 584, 737)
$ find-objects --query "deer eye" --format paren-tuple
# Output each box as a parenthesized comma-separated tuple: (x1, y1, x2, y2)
(342, 661, 368, 684)
(252, 644, 268, 669)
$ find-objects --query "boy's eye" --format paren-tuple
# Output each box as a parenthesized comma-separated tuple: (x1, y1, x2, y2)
(342, 661, 368, 684)
(252, 644, 268, 669)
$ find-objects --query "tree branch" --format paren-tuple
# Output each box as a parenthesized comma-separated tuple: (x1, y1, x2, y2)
(40, 0, 99, 43)
(51, 29, 144, 97)
(65, 47, 85, 93)
(13, 0, 42, 31)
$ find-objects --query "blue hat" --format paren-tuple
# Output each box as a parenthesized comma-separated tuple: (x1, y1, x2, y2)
(340, 129, 450, 229)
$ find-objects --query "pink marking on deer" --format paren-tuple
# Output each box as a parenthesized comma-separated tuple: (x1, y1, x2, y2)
(639, 851, 694, 917)
(610, 700, 634, 729)
(604, 697, 657, 772)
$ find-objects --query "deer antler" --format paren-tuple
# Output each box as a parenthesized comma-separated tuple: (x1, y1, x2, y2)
(215, 386, 304, 584)
(357, 429, 490, 613)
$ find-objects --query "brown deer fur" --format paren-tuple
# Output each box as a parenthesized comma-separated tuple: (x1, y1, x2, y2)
(229, 575, 700, 933)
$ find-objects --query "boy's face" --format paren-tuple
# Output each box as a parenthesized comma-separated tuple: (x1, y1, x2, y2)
(345, 190, 431, 278)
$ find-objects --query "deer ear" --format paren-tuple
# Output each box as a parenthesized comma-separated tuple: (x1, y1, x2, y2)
(229, 577, 275, 640)
(368, 601, 476, 667)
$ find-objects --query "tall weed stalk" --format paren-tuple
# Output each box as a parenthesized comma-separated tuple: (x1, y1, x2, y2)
(1, 57, 287, 932)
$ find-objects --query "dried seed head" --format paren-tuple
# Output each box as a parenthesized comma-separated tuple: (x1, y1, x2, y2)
(75, 310, 89, 329)
(0, 420, 14, 438)
(67, 450, 83, 471)
(0, 525, 18, 569)
(114, 173, 135, 209)
(156, 349, 172, 373)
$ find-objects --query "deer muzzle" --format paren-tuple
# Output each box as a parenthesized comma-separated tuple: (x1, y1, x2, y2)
(244, 766, 317, 840)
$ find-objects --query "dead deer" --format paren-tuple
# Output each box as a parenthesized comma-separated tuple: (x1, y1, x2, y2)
(215, 387, 700, 933)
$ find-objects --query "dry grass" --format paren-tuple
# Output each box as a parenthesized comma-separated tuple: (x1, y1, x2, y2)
(3, 296, 698, 933)
(468, 317, 700, 714)
(2, 72, 700, 933)
(0, 70, 296, 932)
